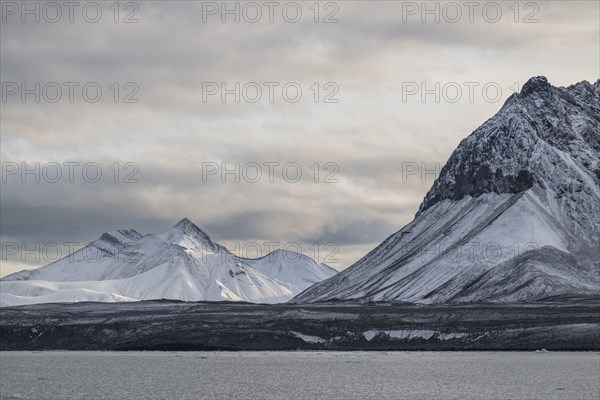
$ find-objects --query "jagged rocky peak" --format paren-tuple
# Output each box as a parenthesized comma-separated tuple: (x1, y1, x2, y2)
(417, 76, 600, 215)
(519, 75, 552, 96)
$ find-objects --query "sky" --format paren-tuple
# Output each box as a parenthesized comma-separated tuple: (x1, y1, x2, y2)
(1, 0, 599, 276)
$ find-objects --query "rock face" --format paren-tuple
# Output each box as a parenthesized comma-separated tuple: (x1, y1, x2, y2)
(418, 76, 600, 217)
(0, 219, 337, 306)
(294, 77, 600, 304)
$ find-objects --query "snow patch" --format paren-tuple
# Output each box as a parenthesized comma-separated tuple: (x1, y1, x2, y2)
(289, 331, 326, 344)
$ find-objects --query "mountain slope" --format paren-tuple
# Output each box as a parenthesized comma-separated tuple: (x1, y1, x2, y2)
(245, 249, 338, 293)
(0, 219, 337, 306)
(294, 76, 600, 304)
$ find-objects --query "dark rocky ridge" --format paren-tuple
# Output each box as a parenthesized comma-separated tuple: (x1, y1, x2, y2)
(417, 76, 600, 215)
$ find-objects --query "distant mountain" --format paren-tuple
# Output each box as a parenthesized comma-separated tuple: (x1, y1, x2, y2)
(294, 76, 600, 304)
(0, 218, 337, 306)
(245, 249, 337, 294)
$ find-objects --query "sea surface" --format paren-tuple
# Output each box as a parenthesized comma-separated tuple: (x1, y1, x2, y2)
(0, 351, 598, 399)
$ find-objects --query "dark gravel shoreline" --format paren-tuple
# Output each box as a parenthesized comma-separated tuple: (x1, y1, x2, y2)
(1, 300, 598, 351)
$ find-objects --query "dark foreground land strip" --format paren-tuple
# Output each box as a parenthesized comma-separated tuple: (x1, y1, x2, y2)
(1, 301, 599, 351)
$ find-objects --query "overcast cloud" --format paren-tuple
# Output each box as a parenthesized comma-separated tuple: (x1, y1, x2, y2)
(1, 0, 599, 275)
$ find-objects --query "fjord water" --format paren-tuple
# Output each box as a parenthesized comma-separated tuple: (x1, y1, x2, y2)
(1, 352, 598, 399)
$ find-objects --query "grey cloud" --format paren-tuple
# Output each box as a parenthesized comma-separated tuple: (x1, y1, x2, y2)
(1, 0, 598, 276)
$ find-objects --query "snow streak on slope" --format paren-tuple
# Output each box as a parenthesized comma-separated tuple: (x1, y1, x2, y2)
(0, 219, 337, 306)
(294, 77, 600, 304)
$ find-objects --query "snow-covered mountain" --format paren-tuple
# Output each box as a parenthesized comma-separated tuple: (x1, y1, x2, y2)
(294, 77, 600, 304)
(0, 218, 337, 306)
(245, 249, 337, 294)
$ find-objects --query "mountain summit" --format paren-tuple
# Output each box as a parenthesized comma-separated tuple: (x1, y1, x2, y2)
(157, 218, 218, 251)
(418, 76, 599, 217)
(0, 219, 337, 306)
(294, 77, 600, 304)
